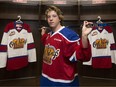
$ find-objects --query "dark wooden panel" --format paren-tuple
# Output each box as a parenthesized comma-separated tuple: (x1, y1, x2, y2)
(81, 64, 116, 79)
(80, 3, 116, 20)
(0, 2, 39, 20)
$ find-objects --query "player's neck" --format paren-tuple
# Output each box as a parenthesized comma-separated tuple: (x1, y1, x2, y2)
(52, 24, 62, 32)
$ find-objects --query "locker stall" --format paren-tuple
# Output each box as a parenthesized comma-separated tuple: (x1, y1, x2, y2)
(0, 1, 40, 86)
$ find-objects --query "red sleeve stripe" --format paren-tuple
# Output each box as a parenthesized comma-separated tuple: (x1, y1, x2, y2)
(110, 44, 116, 50)
(27, 43, 35, 50)
(0, 45, 7, 52)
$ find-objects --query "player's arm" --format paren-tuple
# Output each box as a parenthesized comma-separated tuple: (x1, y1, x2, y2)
(81, 21, 93, 48)
(41, 26, 48, 45)
(76, 39, 91, 62)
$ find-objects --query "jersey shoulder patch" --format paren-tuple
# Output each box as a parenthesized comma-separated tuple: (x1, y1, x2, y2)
(59, 27, 79, 41)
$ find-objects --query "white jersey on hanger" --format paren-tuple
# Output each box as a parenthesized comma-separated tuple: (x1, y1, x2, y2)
(83, 23, 116, 68)
(0, 22, 37, 70)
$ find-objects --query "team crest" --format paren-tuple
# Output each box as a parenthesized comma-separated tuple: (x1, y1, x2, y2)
(9, 38, 27, 49)
(92, 31, 98, 36)
(43, 44, 60, 65)
(93, 38, 109, 49)
(9, 31, 15, 36)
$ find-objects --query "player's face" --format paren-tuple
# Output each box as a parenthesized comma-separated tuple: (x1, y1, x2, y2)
(47, 11, 61, 29)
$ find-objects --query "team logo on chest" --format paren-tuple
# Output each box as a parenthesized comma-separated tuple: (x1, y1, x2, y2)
(9, 38, 27, 49)
(93, 38, 109, 49)
(43, 44, 60, 65)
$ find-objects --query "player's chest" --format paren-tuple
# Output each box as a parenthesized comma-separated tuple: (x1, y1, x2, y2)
(46, 35, 63, 47)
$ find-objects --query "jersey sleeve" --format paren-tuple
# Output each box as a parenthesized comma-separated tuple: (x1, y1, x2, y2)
(106, 26, 116, 64)
(68, 39, 91, 62)
(26, 24, 37, 62)
(0, 24, 9, 68)
(41, 33, 48, 45)
(76, 39, 91, 62)
(61, 28, 91, 62)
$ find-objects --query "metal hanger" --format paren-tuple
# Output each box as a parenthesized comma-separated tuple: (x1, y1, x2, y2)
(16, 15, 23, 23)
(96, 16, 103, 24)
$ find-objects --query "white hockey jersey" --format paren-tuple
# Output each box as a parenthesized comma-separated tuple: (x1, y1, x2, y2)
(83, 23, 116, 68)
(0, 22, 37, 70)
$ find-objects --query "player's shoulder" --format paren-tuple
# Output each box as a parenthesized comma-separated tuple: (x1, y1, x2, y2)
(59, 27, 79, 41)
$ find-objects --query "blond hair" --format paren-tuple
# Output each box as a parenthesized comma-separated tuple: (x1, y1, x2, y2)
(45, 6, 64, 21)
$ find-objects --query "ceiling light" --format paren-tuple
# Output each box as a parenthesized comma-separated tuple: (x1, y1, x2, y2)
(92, 0, 106, 4)
(12, 0, 27, 3)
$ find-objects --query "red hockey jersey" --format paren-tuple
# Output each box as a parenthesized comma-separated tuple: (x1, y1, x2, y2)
(41, 26, 91, 83)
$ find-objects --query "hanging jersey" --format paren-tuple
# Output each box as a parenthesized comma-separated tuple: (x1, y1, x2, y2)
(41, 26, 91, 84)
(83, 23, 116, 68)
(0, 22, 37, 70)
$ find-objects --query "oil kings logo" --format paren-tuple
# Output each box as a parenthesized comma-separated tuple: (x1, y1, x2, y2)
(92, 31, 98, 36)
(9, 38, 27, 49)
(43, 44, 60, 65)
(9, 31, 15, 36)
(93, 38, 109, 49)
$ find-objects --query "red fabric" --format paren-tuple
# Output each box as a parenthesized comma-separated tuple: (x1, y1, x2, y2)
(41, 33, 48, 45)
(41, 30, 91, 81)
(0, 45, 7, 52)
(7, 56, 28, 71)
(28, 43, 35, 49)
(92, 57, 112, 68)
(76, 39, 91, 62)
